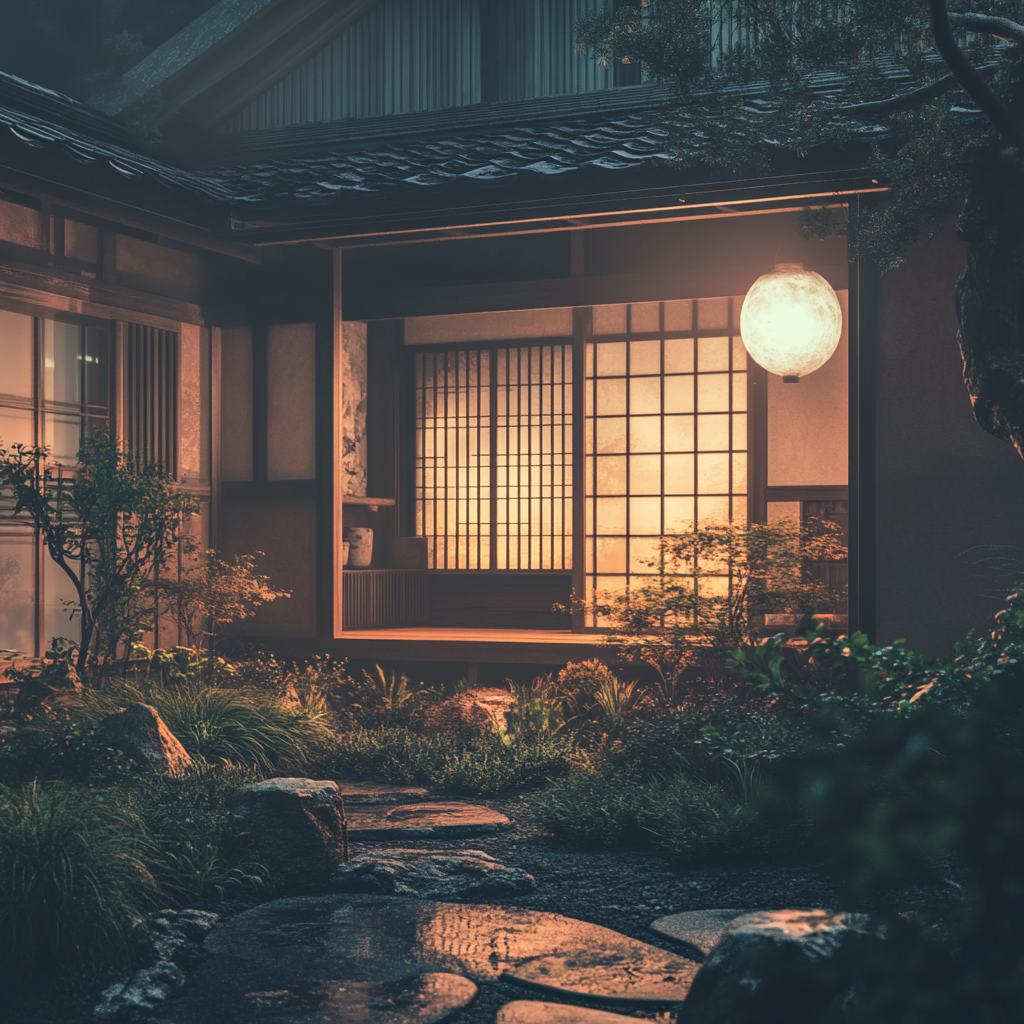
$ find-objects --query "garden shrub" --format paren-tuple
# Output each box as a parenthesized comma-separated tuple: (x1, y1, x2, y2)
(0, 782, 158, 978)
(319, 726, 573, 796)
(531, 769, 644, 848)
(73, 678, 329, 772)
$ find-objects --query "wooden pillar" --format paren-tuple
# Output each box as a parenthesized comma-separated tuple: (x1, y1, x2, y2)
(333, 247, 345, 636)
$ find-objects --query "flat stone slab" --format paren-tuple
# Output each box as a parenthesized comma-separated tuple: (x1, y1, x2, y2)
(336, 782, 430, 806)
(649, 909, 751, 958)
(496, 1001, 647, 1024)
(331, 849, 536, 899)
(173, 897, 698, 1021)
(241, 972, 476, 1023)
(346, 802, 512, 840)
(505, 953, 698, 1006)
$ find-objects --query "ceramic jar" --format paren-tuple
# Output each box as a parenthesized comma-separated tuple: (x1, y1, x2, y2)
(341, 541, 351, 566)
(344, 527, 373, 568)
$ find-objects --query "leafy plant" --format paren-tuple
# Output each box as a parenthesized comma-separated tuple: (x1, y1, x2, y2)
(0, 781, 158, 977)
(592, 675, 647, 734)
(156, 550, 290, 651)
(0, 430, 198, 673)
(587, 518, 846, 687)
(353, 665, 429, 726)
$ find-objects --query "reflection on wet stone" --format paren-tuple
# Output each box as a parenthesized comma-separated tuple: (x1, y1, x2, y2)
(185, 898, 700, 1021)
(243, 972, 477, 1023)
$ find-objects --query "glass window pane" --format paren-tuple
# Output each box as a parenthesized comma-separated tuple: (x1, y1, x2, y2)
(630, 339, 660, 374)
(697, 414, 730, 451)
(43, 555, 80, 648)
(664, 415, 695, 452)
(629, 416, 661, 453)
(732, 413, 748, 451)
(733, 453, 748, 494)
(664, 300, 692, 332)
(697, 337, 730, 373)
(630, 536, 661, 574)
(596, 497, 626, 534)
(664, 453, 695, 493)
(732, 336, 747, 368)
(629, 496, 662, 534)
(43, 412, 81, 464)
(697, 373, 730, 412)
(596, 342, 627, 376)
(596, 378, 626, 416)
(629, 454, 661, 495)
(43, 320, 82, 405)
(0, 532, 35, 655)
(596, 417, 627, 453)
(630, 376, 661, 415)
(697, 297, 729, 330)
(593, 304, 628, 335)
(82, 327, 109, 409)
(664, 496, 695, 532)
(630, 302, 660, 333)
(697, 453, 731, 494)
(596, 536, 627, 573)
(0, 405, 33, 449)
(664, 375, 694, 414)
(0, 309, 34, 398)
(664, 338, 694, 373)
(596, 455, 626, 495)
(732, 372, 747, 412)
(697, 495, 730, 523)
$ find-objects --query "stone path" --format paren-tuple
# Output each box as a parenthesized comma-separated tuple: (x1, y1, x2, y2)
(154, 779, 760, 1024)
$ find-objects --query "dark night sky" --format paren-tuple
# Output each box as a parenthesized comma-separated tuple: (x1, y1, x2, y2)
(0, 1, 218, 99)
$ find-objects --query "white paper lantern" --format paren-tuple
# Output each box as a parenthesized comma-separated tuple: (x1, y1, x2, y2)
(739, 263, 843, 381)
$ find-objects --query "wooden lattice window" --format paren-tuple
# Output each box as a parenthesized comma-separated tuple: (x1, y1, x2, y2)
(125, 323, 178, 476)
(413, 343, 573, 570)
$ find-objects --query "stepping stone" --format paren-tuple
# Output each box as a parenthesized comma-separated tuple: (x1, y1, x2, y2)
(346, 801, 512, 840)
(337, 782, 430, 805)
(243, 972, 476, 1023)
(331, 848, 536, 899)
(505, 952, 698, 1006)
(496, 1002, 649, 1024)
(182, 897, 699, 1021)
(649, 909, 751, 958)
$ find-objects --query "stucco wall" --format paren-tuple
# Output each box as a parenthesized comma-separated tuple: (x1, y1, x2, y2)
(874, 214, 1024, 655)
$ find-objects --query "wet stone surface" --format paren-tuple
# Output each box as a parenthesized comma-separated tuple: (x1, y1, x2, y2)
(496, 1001, 656, 1024)
(164, 897, 699, 1022)
(346, 801, 513, 840)
(648, 909, 750, 959)
(331, 848, 536, 900)
(336, 782, 430, 806)
(241, 972, 477, 1024)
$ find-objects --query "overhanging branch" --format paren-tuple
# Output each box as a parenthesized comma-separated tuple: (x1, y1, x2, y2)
(948, 13, 1024, 44)
(930, 0, 1024, 147)
(838, 62, 1000, 117)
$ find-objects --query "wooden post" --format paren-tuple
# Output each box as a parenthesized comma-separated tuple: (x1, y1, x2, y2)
(333, 247, 345, 637)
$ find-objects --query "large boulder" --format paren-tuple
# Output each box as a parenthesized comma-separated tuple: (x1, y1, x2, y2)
(679, 909, 883, 1022)
(12, 658, 82, 714)
(421, 688, 513, 737)
(230, 778, 349, 886)
(331, 848, 536, 899)
(93, 702, 191, 774)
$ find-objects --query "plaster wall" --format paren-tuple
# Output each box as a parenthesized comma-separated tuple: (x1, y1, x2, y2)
(178, 323, 202, 483)
(874, 214, 1024, 655)
(267, 322, 316, 480)
(767, 290, 848, 487)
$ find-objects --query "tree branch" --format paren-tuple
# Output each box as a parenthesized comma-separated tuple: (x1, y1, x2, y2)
(930, 0, 1024, 147)
(948, 13, 1024, 44)
(837, 62, 1000, 117)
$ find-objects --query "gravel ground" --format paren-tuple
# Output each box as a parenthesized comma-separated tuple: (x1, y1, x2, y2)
(5, 789, 965, 1024)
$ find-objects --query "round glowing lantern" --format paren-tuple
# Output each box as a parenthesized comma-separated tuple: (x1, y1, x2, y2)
(739, 263, 843, 382)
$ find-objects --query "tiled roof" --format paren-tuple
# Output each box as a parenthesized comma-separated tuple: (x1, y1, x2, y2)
(0, 55, 993, 224)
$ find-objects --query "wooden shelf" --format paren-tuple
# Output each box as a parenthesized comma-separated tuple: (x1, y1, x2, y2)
(342, 495, 395, 511)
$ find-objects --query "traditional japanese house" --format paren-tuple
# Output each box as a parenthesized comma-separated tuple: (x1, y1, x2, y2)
(1, 0, 1022, 679)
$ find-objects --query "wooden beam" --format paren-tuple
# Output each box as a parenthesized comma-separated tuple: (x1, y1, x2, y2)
(347, 264, 850, 321)
(765, 485, 850, 503)
(0, 255, 205, 327)
(332, 248, 345, 637)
